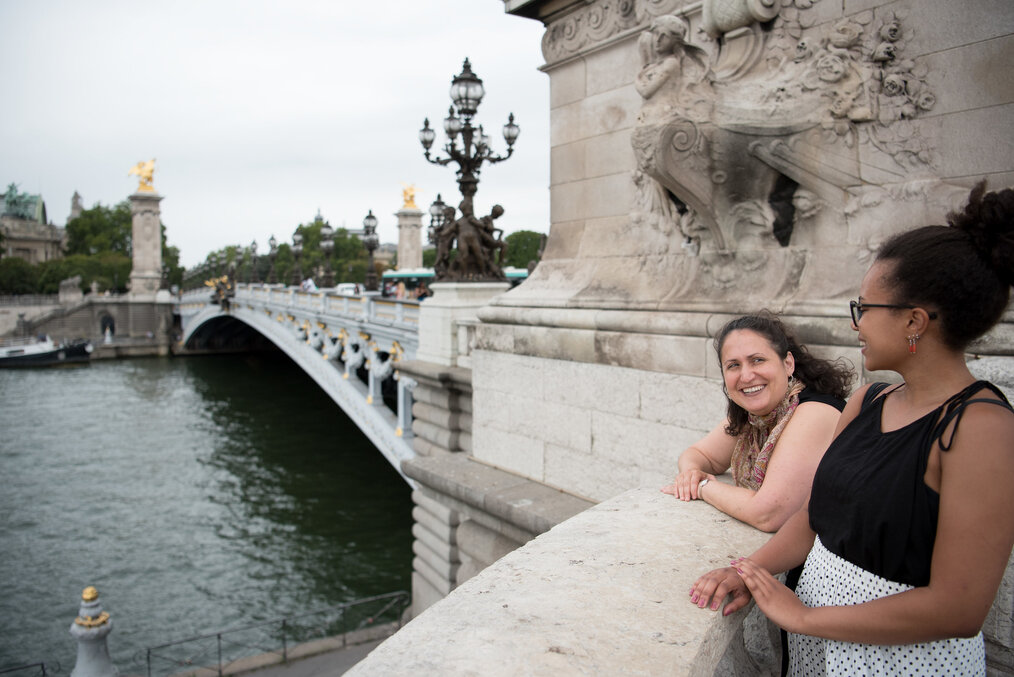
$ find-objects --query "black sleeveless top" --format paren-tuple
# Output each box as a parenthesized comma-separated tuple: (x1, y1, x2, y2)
(808, 380, 1013, 587)
(798, 386, 846, 412)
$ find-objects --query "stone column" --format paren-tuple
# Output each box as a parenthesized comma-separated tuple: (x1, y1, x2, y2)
(415, 282, 509, 367)
(70, 586, 118, 677)
(128, 191, 163, 300)
(395, 207, 424, 271)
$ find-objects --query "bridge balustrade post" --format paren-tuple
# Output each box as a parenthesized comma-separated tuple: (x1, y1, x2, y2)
(322, 293, 330, 313)
(364, 296, 374, 322)
(396, 302, 405, 323)
(367, 344, 383, 406)
(396, 376, 417, 439)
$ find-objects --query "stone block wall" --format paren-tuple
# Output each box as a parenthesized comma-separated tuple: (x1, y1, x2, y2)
(22, 298, 173, 343)
(404, 455, 592, 614)
(398, 360, 473, 457)
(472, 309, 871, 500)
(475, 0, 1014, 503)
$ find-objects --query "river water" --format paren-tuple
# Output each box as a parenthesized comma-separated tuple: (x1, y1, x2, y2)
(0, 353, 414, 674)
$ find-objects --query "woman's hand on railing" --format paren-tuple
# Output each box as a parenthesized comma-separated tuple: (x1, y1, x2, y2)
(689, 565, 752, 616)
(661, 468, 715, 501)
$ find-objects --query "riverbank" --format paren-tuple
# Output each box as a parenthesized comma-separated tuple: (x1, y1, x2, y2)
(163, 622, 399, 677)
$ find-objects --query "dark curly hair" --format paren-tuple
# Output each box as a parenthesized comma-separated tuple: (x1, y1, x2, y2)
(876, 181, 1014, 350)
(715, 313, 855, 436)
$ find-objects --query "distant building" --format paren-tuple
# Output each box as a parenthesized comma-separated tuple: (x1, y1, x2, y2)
(375, 242, 397, 266)
(0, 184, 66, 263)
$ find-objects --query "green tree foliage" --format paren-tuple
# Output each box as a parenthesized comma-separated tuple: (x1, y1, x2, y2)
(182, 216, 377, 290)
(35, 253, 132, 294)
(503, 230, 544, 269)
(65, 201, 132, 256)
(422, 248, 436, 268)
(161, 224, 183, 288)
(0, 198, 182, 294)
(0, 257, 40, 294)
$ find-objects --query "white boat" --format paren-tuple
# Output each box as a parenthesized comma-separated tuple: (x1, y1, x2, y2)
(0, 335, 93, 368)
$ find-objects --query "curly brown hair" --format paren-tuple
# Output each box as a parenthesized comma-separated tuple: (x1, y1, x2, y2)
(715, 313, 855, 436)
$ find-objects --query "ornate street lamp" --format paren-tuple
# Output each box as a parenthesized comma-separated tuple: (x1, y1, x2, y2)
(320, 222, 335, 288)
(362, 210, 379, 292)
(210, 253, 219, 278)
(291, 231, 304, 287)
(268, 235, 278, 284)
(419, 58, 519, 281)
(249, 239, 259, 284)
(428, 193, 447, 244)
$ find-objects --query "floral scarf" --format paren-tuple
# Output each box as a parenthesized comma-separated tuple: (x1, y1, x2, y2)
(730, 379, 805, 490)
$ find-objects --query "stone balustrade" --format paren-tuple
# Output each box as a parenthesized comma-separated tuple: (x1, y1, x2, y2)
(348, 487, 776, 675)
(349, 485, 1014, 676)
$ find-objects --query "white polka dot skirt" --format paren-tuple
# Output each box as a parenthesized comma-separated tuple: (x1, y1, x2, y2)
(789, 536, 985, 676)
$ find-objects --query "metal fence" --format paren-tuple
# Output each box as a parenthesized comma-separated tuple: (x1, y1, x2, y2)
(140, 591, 409, 677)
(0, 663, 57, 677)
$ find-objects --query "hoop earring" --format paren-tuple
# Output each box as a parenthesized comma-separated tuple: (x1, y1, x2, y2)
(907, 334, 920, 355)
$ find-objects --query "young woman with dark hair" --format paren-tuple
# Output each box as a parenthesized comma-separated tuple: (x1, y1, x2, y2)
(690, 182, 1014, 675)
(662, 313, 854, 532)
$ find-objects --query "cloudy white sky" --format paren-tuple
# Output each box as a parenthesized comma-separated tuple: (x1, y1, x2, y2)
(0, 1, 550, 267)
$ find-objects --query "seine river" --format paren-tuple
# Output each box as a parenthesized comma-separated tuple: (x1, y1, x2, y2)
(0, 353, 414, 674)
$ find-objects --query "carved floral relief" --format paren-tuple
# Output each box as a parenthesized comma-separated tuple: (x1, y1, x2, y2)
(616, 0, 946, 303)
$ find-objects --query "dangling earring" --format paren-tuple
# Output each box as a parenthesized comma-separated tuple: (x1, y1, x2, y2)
(907, 334, 920, 355)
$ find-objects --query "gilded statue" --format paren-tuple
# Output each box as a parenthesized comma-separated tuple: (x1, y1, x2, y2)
(129, 159, 156, 193)
(401, 183, 418, 209)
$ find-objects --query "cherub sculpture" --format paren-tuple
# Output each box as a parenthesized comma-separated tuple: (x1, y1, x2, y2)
(128, 159, 156, 193)
(401, 183, 418, 209)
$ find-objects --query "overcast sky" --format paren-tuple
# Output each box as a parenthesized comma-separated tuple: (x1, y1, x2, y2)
(0, 1, 550, 267)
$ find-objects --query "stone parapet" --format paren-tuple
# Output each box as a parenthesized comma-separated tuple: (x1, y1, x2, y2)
(352, 487, 1014, 675)
(347, 488, 775, 676)
(403, 454, 593, 615)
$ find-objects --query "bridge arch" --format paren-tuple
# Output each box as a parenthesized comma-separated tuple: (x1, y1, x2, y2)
(180, 301, 417, 486)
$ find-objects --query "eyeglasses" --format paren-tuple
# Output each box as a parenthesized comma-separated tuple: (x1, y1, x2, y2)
(849, 300, 938, 325)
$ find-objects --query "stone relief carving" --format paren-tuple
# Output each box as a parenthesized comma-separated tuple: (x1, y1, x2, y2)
(620, 0, 944, 303)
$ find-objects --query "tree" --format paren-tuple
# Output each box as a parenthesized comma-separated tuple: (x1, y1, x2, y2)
(65, 201, 132, 256)
(161, 224, 183, 288)
(36, 253, 131, 293)
(0, 257, 39, 294)
(503, 230, 545, 269)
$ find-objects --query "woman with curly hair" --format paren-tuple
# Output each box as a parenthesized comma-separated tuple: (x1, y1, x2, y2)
(663, 313, 854, 532)
(690, 182, 1014, 675)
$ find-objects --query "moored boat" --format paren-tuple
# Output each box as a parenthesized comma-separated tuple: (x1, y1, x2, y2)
(0, 335, 93, 368)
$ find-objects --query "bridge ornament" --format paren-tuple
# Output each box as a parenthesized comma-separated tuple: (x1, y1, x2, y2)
(367, 340, 403, 405)
(175, 284, 421, 484)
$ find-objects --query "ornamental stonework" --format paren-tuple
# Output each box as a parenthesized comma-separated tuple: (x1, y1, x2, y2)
(616, 0, 950, 303)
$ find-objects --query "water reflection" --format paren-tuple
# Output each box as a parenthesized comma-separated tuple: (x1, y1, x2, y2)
(0, 354, 412, 672)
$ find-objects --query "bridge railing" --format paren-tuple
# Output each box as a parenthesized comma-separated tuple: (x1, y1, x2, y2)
(207, 284, 420, 327)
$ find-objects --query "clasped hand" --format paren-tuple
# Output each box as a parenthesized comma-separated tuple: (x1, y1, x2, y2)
(689, 558, 809, 632)
(661, 468, 715, 501)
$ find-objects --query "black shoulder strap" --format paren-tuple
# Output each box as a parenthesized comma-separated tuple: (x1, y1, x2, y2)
(933, 381, 1014, 451)
(862, 382, 894, 408)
